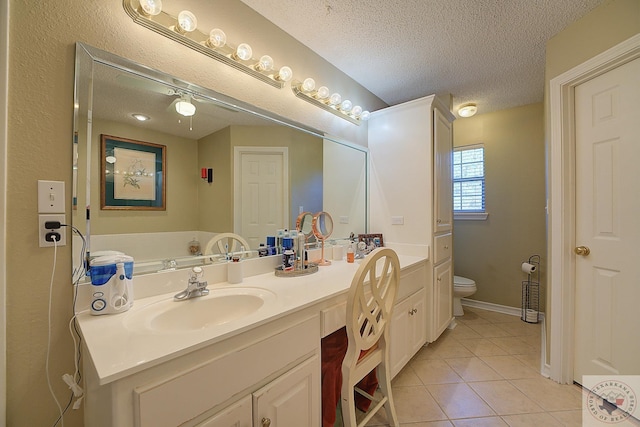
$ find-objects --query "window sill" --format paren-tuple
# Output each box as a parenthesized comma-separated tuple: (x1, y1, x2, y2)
(454, 212, 489, 221)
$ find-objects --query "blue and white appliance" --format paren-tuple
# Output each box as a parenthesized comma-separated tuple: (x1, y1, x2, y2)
(89, 254, 134, 315)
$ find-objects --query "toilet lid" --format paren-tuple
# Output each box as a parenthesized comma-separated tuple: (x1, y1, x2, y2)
(454, 275, 475, 286)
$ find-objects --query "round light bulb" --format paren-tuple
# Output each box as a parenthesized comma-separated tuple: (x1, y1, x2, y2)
(275, 66, 293, 82)
(139, 0, 162, 16)
(176, 10, 197, 33)
(360, 111, 371, 121)
(234, 43, 253, 61)
(255, 55, 274, 72)
(302, 78, 316, 92)
(458, 103, 477, 118)
(175, 100, 196, 117)
(340, 99, 353, 112)
(315, 86, 329, 99)
(329, 93, 342, 106)
(351, 105, 363, 117)
(207, 28, 226, 48)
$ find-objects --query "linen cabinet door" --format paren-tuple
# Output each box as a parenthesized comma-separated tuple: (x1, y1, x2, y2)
(196, 396, 252, 427)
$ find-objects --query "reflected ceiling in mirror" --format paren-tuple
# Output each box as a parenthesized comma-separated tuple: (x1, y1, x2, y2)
(73, 43, 368, 280)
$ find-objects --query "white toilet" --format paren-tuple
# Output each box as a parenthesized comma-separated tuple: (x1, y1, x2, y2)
(453, 275, 477, 316)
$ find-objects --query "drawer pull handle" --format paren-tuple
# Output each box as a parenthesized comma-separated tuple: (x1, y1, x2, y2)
(262, 417, 271, 427)
(444, 245, 449, 249)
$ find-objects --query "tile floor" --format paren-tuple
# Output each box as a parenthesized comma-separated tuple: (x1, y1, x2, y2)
(363, 306, 587, 426)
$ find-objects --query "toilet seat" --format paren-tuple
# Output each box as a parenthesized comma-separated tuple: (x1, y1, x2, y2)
(454, 275, 475, 287)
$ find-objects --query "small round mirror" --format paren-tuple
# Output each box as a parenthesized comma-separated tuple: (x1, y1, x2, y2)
(312, 212, 333, 266)
(296, 211, 314, 238)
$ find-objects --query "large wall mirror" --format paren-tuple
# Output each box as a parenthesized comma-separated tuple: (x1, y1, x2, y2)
(73, 43, 368, 279)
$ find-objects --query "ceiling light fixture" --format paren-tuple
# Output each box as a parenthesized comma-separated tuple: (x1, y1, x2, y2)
(175, 95, 196, 117)
(123, 1, 292, 89)
(458, 103, 478, 118)
(131, 113, 150, 121)
(291, 80, 369, 125)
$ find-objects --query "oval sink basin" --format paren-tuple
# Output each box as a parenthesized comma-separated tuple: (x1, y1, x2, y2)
(125, 287, 276, 333)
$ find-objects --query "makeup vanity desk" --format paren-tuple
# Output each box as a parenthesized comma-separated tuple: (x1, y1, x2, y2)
(77, 252, 428, 427)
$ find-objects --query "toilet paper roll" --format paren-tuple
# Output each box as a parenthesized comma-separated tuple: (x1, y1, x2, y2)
(332, 245, 344, 261)
(521, 262, 537, 274)
(228, 260, 243, 284)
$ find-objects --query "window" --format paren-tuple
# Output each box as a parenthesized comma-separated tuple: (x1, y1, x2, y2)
(453, 145, 486, 219)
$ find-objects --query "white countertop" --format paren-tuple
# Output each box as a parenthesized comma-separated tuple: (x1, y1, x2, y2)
(77, 254, 426, 385)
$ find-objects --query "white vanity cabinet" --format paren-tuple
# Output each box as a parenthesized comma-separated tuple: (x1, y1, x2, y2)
(368, 94, 455, 344)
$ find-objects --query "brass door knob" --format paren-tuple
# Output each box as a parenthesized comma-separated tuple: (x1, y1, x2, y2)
(262, 418, 271, 427)
(574, 246, 590, 256)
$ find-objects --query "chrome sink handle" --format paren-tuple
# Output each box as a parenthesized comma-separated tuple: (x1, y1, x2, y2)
(174, 267, 209, 301)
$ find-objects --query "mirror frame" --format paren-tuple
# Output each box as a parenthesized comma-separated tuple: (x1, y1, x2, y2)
(73, 42, 369, 278)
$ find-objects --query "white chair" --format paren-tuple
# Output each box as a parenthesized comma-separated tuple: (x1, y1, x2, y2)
(341, 247, 400, 427)
(203, 233, 251, 260)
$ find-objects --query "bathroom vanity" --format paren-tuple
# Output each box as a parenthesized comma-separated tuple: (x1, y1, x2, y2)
(78, 253, 428, 427)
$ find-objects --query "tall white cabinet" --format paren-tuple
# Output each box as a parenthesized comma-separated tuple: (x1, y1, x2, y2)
(368, 95, 455, 343)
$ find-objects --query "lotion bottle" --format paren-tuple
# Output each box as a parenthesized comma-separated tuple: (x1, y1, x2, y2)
(347, 243, 355, 263)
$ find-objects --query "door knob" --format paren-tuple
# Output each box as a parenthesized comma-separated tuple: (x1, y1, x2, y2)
(261, 418, 271, 427)
(574, 246, 590, 256)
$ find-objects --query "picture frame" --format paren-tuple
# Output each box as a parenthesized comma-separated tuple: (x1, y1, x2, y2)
(101, 134, 166, 210)
(358, 233, 384, 249)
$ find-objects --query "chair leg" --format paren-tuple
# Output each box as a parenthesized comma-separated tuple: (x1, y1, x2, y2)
(377, 362, 399, 427)
(340, 380, 358, 427)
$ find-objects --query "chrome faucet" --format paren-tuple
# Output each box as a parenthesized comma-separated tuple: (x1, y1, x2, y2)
(174, 266, 209, 301)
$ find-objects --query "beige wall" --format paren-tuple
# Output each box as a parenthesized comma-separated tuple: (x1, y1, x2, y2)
(543, 0, 639, 365)
(5, 0, 384, 425)
(453, 103, 546, 310)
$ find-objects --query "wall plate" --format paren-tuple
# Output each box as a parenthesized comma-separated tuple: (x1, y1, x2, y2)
(39, 214, 66, 247)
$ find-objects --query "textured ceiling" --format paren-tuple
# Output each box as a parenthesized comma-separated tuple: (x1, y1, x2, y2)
(238, 0, 606, 115)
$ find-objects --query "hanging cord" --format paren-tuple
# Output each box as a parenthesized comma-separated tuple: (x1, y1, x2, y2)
(46, 235, 65, 427)
(50, 225, 87, 427)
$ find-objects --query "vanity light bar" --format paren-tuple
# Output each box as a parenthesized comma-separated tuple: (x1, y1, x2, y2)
(123, 0, 289, 89)
(292, 80, 369, 125)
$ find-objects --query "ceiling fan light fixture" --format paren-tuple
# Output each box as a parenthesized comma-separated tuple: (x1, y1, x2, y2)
(458, 103, 478, 118)
(175, 97, 196, 117)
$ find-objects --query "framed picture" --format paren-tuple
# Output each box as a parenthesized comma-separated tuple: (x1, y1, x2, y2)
(358, 233, 384, 250)
(101, 134, 166, 210)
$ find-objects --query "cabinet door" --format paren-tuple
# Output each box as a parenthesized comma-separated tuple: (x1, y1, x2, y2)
(433, 108, 453, 233)
(389, 296, 412, 378)
(408, 288, 427, 357)
(253, 355, 320, 427)
(433, 260, 453, 338)
(197, 396, 252, 427)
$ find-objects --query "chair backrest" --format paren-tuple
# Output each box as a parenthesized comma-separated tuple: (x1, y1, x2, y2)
(203, 233, 251, 258)
(344, 248, 400, 362)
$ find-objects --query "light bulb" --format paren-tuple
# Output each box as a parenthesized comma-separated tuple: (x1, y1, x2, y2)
(176, 10, 197, 33)
(340, 100, 353, 112)
(233, 43, 253, 61)
(328, 93, 342, 106)
(351, 105, 363, 117)
(302, 78, 316, 92)
(360, 111, 371, 121)
(207, 28, 226, 48)
(139, 0, 162, 16)
(275, 66, 293, 82)
(315, 86, 329, 99)
(255, 55, 274, 72)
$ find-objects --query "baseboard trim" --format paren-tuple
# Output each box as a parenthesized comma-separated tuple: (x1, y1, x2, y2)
(461, 299, 521, 317)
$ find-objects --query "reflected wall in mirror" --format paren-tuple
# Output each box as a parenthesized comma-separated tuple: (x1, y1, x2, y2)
(73, 43, 368, 280)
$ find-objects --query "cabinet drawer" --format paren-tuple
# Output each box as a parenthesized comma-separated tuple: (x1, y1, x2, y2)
(434, 233, 452, 265)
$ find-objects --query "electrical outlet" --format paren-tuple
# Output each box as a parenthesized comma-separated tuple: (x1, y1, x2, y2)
(39, 214, 66, 247)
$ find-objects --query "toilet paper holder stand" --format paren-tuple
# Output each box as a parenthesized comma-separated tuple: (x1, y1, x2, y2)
(521, 254, 540, 324)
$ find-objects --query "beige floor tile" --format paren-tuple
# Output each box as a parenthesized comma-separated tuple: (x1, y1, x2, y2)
(488, 337, 537, 355)
(448, 324, 483, 340)
(444, 357, 502, 382)
(452, 417, 509, 426)
(501, 412, 563, 426)
(427, 383, 496, 419)
(476, 311, 521, 323)
(467, 323, 514, 338)
(457, 338, 509, 357)
(393, 365, 424, 387)
(494, 322, 541, 337)
(417, 341, 475, 360)
(548, 409, 582, 426)
(512, 353, 541, 372)
(411, 359, 464, 385)
(399, 421, 453, 427)
(479, 355, 540, 379)
(455, 311, 492, 326)
(510, 378, 583, 412)
(365, 386, 448, 424)
(469, 381, 544, 415)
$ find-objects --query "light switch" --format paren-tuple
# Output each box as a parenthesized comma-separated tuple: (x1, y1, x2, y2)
(391, 216, 404, 225)
(38, 180, 65, 213)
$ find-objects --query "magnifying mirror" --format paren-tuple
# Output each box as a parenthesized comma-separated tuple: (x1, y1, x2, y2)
(296, 211, 314, 239)
(312, 211, 333, 266)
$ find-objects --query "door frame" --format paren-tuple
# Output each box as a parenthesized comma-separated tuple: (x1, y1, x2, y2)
(548, 34, 640, 384)
(0, 0, 8, 419)
(233, 146, 289, 237)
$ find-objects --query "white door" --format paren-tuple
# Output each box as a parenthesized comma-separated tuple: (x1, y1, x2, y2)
(573, 57, 640, 381)
(235, 147, 288, 249)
